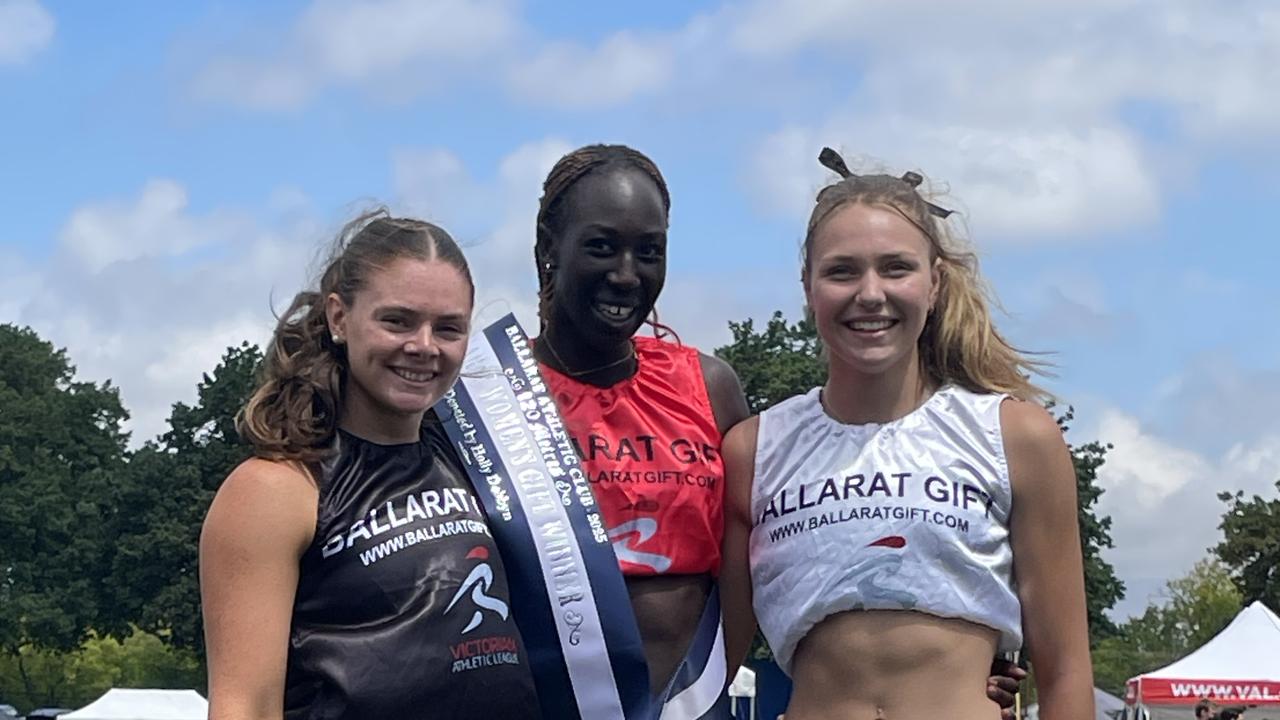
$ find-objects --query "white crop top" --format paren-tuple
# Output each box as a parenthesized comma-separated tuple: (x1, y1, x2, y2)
(749, 385, 1023, 675)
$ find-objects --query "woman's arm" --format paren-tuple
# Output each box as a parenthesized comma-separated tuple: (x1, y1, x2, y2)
(201, 458, 318, 720)
(719, 416, 759, 672)
(1003, 400, 1095, 720)
(697, 352, 755, 670)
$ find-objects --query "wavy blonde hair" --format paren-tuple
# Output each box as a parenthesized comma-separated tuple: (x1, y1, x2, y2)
(237, 208, 473, 462)
(803, 154, 1050, 402)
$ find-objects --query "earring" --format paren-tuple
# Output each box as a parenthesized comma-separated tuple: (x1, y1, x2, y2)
(332, 334, 343, 344)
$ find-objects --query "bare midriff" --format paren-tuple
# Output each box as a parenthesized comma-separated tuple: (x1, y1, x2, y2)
(784, 609, 1002, 720)
(626, 572, 714, 694)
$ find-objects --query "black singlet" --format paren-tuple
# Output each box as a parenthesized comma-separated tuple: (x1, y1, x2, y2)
(284, 419, 541, 719)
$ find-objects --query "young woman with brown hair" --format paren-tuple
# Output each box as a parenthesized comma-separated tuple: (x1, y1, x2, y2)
(201, 211, 540, 719)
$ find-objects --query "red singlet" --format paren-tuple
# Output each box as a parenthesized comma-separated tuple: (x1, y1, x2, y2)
(541, 336, 724, 577)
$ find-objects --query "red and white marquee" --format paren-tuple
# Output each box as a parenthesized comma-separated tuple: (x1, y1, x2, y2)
(1126, 601, 1280, 715)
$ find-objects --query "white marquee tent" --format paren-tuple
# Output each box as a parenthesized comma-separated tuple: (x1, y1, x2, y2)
(59, 689, 207, 720)
(1124, 601, 1280, 720)
(1026, 687, 1125, 720)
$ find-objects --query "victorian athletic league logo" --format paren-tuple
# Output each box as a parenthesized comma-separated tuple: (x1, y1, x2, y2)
(445, 546, 511, 633)
(446, 546, 523, 674)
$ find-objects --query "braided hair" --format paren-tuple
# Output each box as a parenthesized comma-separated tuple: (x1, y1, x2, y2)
(534, 144, 675, 337)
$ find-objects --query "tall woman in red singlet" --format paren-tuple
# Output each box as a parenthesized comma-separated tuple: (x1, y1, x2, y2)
(531, 145, 750, 692)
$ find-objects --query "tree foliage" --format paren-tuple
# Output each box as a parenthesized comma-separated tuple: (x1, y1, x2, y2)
(0, 327, 257, 705)
(1091, 559, 1241, 696)
(1055, 407, 1126, 645)
(104, 343, 261, 651)
(714, 312, 826, 413)
(0, 629, 202, 714)
(1215, 480, 1280, 610)
(0, 324, 128, 661)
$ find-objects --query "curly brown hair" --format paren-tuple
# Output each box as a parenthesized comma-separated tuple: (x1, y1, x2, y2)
(237, 208, 472, 461)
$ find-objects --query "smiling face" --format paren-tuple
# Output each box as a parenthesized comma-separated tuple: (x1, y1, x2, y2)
(326, 256, 472, 436)
(544, 165, 668, 349)
(805, 202, 940, 378)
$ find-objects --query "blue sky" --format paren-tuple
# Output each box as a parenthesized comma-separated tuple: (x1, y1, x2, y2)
(3, 0, 1278, 620)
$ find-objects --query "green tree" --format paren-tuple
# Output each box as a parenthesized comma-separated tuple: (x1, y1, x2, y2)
(713, 311, 1126, 650)
(0, 629, 203, 713)
(1056, 407, 1126, 644)
(1091, 559, 1241, 696)
(715, 311, 826, 413)
(1215, 480, 1280, 609)
(0, 324, 128, 698)
(104, 343, 261, 652)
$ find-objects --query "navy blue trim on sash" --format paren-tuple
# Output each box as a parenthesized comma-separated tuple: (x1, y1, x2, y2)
(482, 322, 652, 717)
(436, 314, 732, 720)
(657, 586, 731, 720)
(436, 379, 581, 720)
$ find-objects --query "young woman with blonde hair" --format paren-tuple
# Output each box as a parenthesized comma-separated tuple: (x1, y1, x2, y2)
(719, 148, 1094, 720)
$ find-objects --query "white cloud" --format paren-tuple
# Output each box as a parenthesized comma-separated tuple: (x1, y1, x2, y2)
(0, 0, 54, 65)
(3, 181, 320, 444)
(295, 0, 514, 79)
(507, 31, 675, 108)
(391, 136, 569, 240)
(748, 118, 1160, 242)
(494, 137, 574, 189)
(1028, 288, 1124, 344)
(142, 314, 268, 388)
(725, 0, 873, 56)
(1144, 6, 1280, 142)
(652, 268, 804, 354)
(392, 147, 479, 224)
(722, 0, 1277, 131)
(0, 249, 37, 319)
(1152, 357, 1280, 457)
(390, 136, 794, 351)
(392, 137, 574, 335)
(192, 0, 699, 111)
(194, 0, 518, 111)
(733, 0, 1278, 241)
(59, 180, 229, 272)
(745, 126, 823, 221)
(1085, 409, 1280, 618)
(1097, 411, 1206, 508)
(188, 0, 1280, 162)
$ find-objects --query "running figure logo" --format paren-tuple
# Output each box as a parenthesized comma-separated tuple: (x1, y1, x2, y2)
(607, 518, 674, 573)
(445, 546, 511, 634)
